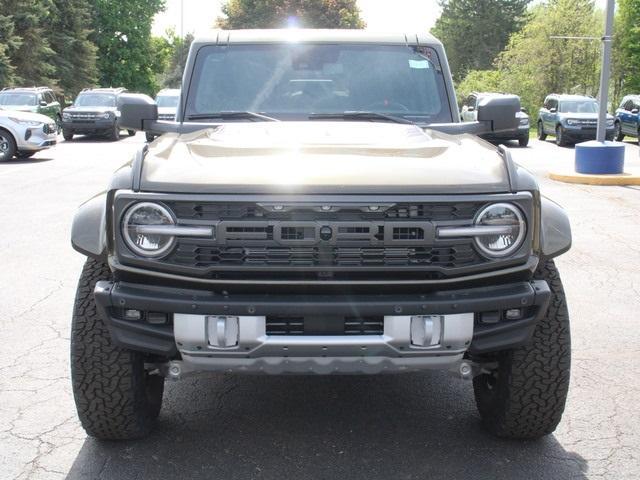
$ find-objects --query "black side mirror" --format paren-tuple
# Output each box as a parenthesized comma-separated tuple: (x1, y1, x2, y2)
(520, 107, 527, 113)
(632, 108, 639, 114)
(119, 94, 158, 131)
(549, 107, 557, 113)
(477, 94, 520, 132)
(467, 106, 475, 112)
(40, 100, 47, 107)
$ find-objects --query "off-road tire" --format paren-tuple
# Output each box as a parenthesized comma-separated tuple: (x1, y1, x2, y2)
(518, 135, 529, 147)
(473, 259, 570, 439)
(63, 129, 74, 141)
(0, 129, 17, 161)
(71, 258, 164, 440)
(145, 132, 156, 143)
(555, 125, 567, 146)
(614, 121, 624, 141)
(110, 124, 121, 141)
(536, 121, 546, 141)
(127, 129, 136, 137)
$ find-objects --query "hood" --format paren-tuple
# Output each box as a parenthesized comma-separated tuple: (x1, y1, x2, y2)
(0, 109, 53, 124)
(65, 105, 118, 113)
(1, 105, 38, 113)
(558, 112, 614, 120)
(140, 122, 513, 194)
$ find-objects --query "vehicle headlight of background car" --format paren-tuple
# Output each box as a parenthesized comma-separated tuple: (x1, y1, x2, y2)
(8, 117, 43, 127)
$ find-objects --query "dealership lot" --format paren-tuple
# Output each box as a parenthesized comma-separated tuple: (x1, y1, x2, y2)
(0, 134, 639, 480)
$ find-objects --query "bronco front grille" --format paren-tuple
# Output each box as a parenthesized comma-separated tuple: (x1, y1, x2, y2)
(167, 244, 479, 268)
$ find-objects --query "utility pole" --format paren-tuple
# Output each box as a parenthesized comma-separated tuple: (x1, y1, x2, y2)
(596, 0, 615, 142)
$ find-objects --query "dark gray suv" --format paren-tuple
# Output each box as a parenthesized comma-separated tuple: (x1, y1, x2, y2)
(537, 94, 614, 146)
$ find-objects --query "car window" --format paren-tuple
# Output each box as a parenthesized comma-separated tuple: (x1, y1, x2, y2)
(0, 92, 38, 106)
(74, 93, 117, 107)
(186, 43, 453, 123)
(559, 100, 597, 113)
(45, 92, 56, 104)
(157, 95, 179, 108)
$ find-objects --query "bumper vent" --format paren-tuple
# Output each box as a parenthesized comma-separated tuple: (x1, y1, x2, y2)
(266, 315, 384, 336)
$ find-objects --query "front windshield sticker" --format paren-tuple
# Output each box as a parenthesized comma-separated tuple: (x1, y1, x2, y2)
(409, 59, 430, 69)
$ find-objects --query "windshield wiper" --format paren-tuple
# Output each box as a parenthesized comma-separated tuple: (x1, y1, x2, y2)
(187, 111, 279, 122)
(308, 111, 415, 125)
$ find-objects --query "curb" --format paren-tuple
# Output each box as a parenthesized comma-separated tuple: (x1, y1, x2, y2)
(549, 170, 640, 186)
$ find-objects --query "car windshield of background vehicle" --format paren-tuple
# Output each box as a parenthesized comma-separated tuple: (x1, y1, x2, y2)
(157, 95, 179, 108)
(0, 93, 37, 106)
(74, 94, 117, 107)
(559, 100, 598, 113)
(185, 43, 452, 123)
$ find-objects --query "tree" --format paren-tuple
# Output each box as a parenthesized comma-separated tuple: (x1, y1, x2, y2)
(89, 0, 166, 95)
(217, 0, 365, 29)
(1, 0, 56, 86)
(0, 13, 20, 85)
(455, 69, 504, 106)
(160, 32, 194, 89)
(48, 0, 98, 95)
(496, 0, 602, 114)
(612, 0, 640, 103)
(431, 0, 531, 81)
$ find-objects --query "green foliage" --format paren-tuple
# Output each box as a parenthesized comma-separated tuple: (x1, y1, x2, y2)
(496, 0, 602, 114)
(431, 0, 531, 81)
(89, 0, 166, 95)
(1, 0, 56, 86)
(613, 0, 640, 103)
(0, 13, 21, 85)
(217, 0, 365, 29)
(48, 0, 98, 96)
(160, 32, 194, 89)
(455, 70, 504, 105)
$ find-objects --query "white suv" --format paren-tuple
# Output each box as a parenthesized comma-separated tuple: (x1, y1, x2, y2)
(0, 109, 57, 161)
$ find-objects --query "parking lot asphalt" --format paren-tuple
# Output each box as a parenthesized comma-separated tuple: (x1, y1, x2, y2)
(1, 133, 639, 480)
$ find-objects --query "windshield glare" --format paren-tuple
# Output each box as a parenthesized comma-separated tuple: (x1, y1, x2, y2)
(186, 44, 451, 123)
(74, 93, 116, 107)
(0, 93, 37, 106)
(559, 100, 598, 113)
(157, 95, 179, 108)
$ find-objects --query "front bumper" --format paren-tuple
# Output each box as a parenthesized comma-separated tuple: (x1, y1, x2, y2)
(562, 125, 615, 140)
(16, 125, 57, 152)
(481, 125, 529, 141)
(94, 279, 551, 374)
(62, 118, 115, 133)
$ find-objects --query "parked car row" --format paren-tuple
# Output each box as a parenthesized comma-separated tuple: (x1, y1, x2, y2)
(0, 86, 181, 161)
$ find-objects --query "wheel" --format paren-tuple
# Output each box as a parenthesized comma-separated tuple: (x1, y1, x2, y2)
(71, 258, 164, 440)
(614, 121, 624, 141)
(110, 124, 121, 141)
(0, 129, 17, 161)
(17, 151, 36, 159)
(536, 121, 546, 141)
(63, 129, 74, 141)
(518, 135, 529, 147)
(473, 259, 570, 439)
(127, 129, 136, 137)
(555, 125, 567, 146)
(145, 132, 156, 143)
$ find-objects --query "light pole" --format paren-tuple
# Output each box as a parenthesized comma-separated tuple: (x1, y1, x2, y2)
(596, 0, 615, 142)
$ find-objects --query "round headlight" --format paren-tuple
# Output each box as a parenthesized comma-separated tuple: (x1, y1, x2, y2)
(101, 112, 111, 120)
(473, 203, 526, 257)
(122, 202, 176, 257)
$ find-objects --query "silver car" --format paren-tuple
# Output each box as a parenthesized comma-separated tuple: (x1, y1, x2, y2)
(0, 108, 57, 161)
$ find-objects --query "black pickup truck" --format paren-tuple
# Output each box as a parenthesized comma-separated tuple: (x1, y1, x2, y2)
(70, 29, 572, 441)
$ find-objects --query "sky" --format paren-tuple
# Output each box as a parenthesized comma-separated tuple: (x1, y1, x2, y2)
(152, 0, 442, 38)
(152, 0, 610, 38)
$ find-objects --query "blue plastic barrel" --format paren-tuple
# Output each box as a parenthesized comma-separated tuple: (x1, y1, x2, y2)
(574, 141, 625, 174)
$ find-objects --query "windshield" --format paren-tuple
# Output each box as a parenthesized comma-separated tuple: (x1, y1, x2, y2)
(559, 100, 598, 113)
(185, 43, 452, 123)
(0, 92, 37, 106)
(157, 95, 179, 108)
(74, 93, 116, 107)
